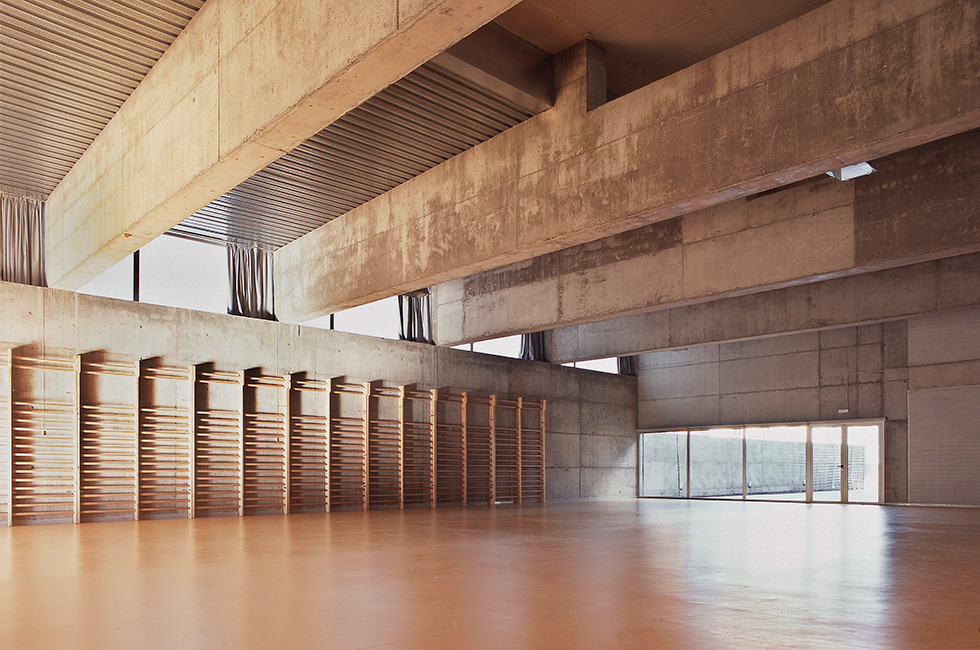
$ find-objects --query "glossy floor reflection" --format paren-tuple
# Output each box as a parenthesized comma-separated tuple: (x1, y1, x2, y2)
(2, 500, 978, 649)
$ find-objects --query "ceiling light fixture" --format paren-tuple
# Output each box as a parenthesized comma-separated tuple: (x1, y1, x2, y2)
(826, 162, 876, 181)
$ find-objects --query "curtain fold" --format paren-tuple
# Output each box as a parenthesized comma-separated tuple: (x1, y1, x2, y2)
(520, 331, 549, 362)
(398, 289, 433, 343)
(617, 355, 638, 376)
(227, 242, 275, 320)
(0, 193, 46, 286)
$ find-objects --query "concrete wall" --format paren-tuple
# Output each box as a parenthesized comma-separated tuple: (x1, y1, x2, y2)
(0, 280, 636, 501)
(636, 322, 912, 502)
(907, 308, 980, 506)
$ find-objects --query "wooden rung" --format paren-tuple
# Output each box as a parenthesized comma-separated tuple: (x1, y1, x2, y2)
(332, 382, 366, 391)
(12, 356, 74, 368)
(141, 406, 190, 413)
(246, 375, 287, 385)
(12, 400, 75, 409)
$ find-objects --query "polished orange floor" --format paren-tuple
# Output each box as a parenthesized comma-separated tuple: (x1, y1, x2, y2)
(2, 500, 978, 649)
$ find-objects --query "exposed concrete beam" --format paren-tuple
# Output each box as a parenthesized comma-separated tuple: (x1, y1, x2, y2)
(274, 0, 980, 323)
(435, 22, 554, 114)
(44, 0, 520, 290)
(432, 130, 980, 345)
(546, 253, 980, 363)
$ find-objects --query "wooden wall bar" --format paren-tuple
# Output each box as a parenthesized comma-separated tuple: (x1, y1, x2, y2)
(194, 366, 245, 517)
(138, 361, 193, 520)
(403, 387, 435, 509)
(368, 384, 402, 510)
(466, 395, 495, 506)
(0, 350, 545, 526)
(78, 354, 139, 522)
(1, 349, 11, 525)
(9, 354, 78, 524)
(243, 371, 288, 516)
(328, 380, 369, 511)
(495, 398, 521, 504)
(435, 390, 466, 507)
(521, 400, 546, 504)
(288, 374, 328, 513)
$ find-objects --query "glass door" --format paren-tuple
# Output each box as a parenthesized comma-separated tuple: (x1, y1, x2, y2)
(844, 425, 881, 503)
(810, 425, 844, 502)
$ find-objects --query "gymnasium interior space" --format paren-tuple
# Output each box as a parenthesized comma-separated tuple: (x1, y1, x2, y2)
(1, 0, 978, 648)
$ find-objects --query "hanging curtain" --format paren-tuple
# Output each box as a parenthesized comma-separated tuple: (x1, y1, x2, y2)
(0, 193, 46, 286)
(617, 355, 637, 376)
(227, 242, 276, 320)
(520, 331, 549, 362)
(398, 289, 433, 343)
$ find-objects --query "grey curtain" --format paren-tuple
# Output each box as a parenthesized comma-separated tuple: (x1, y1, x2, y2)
(520, 331, 548, 362)
(0, 193, 45, 286)
(227, 242, 275, 320)
(617, 355, 637, 376)
(398, 289, 433, 343)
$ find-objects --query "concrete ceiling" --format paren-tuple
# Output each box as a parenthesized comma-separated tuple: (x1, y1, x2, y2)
(171, 59, 537, 250)
(2, 0, 831, 245)
(0, 0, 204, 197)
(495, 0, 832, 93)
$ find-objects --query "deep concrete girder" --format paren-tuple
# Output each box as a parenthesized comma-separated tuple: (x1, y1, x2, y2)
(44, 0, 520, 290)
(432, 130, 980, 345)
(546, 253, 980, 363)
(275, 0, 980, 323)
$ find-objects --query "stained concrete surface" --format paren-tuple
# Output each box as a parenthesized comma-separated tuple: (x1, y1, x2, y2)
(277, 0, 980, 323)
(435, 130, 980, 345)
(45, 0, 519, 290)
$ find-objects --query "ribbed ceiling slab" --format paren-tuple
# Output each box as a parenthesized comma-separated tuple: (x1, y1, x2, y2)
(0, 0, 205, 197)
(170, 61, 536, 250)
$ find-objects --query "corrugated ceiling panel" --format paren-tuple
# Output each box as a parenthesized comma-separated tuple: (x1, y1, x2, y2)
(0, 0, 204, 197)
(3, 1, 536, 251)
(170, 62, 536, 250)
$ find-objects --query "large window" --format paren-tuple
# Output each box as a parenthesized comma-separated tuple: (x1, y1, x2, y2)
(689, 428, 742, 498)
(76, 235, 227, 313)
(450, 335, 523, 359)
(745, 425, 806, 501)
(638, 431, 687, 497)
(561, 357, 619, 374)
(139, 236, 226, 313)
(304, 296, 400, 340)
(77, 253, 135, 301)
(639, 420, 884, 503)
